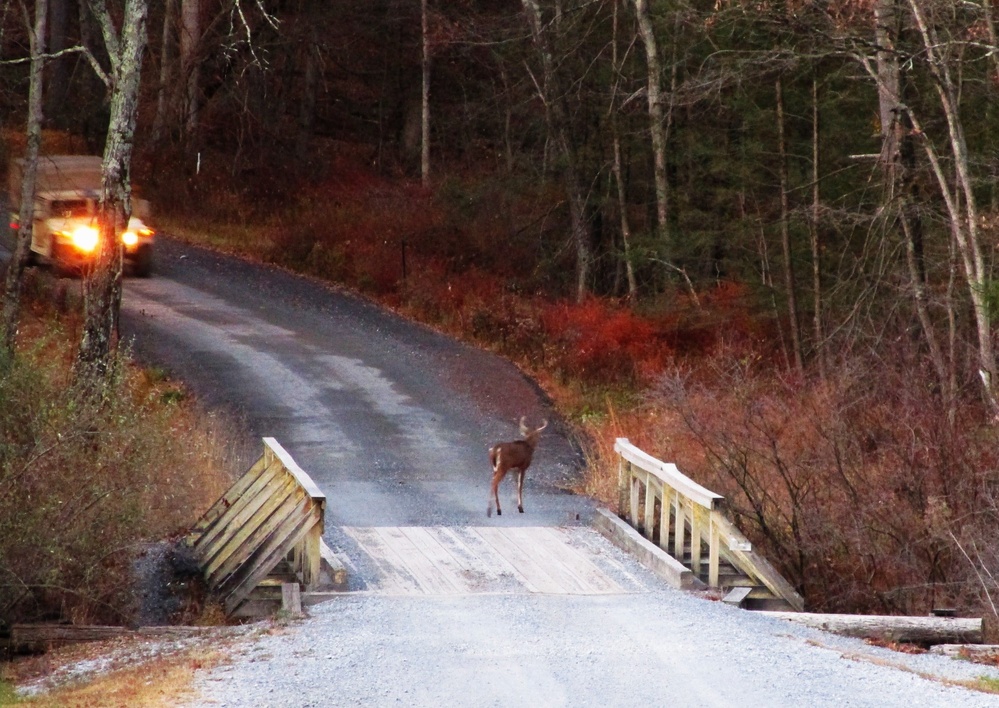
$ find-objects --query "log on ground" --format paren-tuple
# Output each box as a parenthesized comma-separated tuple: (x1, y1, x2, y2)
(760, 612, 982, 645)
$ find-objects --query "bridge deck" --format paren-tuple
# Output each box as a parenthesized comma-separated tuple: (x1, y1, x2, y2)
(332, 526, 652, 596)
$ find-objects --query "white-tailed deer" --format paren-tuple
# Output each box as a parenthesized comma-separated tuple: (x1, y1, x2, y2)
(487, 417, 548, 517)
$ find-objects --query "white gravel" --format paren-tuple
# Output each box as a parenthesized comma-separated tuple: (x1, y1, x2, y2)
(182, 583, 999, 707)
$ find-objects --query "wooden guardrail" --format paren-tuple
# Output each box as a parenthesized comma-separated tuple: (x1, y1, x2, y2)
(186, 438, 328, 616)
(615, 438, 804, 612)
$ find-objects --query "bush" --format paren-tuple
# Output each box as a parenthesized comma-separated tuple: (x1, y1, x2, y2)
(641, 350, 999, 616)
(0, 310, 236, 629)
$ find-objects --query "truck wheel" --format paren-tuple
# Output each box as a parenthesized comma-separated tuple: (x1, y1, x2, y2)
(132, 245, 153, 277)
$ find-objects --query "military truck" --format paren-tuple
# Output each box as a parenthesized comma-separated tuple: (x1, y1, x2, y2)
(7, 155, 155, 277)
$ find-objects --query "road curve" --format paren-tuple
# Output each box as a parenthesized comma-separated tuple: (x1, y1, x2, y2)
(120, 237, 588, 528)
(117, 238, 999, 707)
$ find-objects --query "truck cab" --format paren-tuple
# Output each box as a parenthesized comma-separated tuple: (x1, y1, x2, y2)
(8, 156, 155, 277)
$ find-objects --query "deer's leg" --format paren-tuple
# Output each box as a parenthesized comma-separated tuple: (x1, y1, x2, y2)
(516, 468, 525, 513)
(489, 469, 504, 517)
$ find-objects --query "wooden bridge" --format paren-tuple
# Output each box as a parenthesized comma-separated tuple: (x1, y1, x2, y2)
(614, 438, 804, 611)
(186, 437, 802, 615)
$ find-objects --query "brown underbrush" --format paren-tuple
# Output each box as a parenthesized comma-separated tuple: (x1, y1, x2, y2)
(0, 272, 238, 631)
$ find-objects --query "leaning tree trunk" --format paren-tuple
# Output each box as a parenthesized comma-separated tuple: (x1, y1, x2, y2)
(905, 0, 997, 415)
(77, 0, 148, 383)
(873, 0, 951, 411)
(1, 0, 47, 356)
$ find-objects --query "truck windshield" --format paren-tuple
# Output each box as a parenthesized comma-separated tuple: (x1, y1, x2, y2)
(50, 200, 91, 218)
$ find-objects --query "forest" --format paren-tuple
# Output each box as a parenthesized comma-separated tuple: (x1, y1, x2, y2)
(3, 0, 999, 624)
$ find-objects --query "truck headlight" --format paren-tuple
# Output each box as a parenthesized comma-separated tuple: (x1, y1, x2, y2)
(122, 231, 139, 247)
(70, 226, 99, 252)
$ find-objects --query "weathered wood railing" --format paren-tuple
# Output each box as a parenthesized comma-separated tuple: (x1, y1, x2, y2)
(615, 438, 804, 612)
(186, 438, 328, 616)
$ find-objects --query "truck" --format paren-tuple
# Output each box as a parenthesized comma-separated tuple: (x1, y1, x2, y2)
(7, 155, 155, 277)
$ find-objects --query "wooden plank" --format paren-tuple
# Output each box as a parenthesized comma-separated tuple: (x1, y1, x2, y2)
(690, 505, 706, 576)
(281, 583, 302, 614)
(658, 488, 670, 552)
(263, 437, 327, 503)
(341, 527, 423, 594)
(531, 528, 624, 594)
(673, 493, 685, 560)
(592, 509, 701, 590)
(643, 472, 655, 540)
(712, 513, 805, 612)
(188, 455, 269, 538)
(221, 502, 321, 614)
(618, 459, 630, 519)
(373, 527, 464, 594)
(472, 527, 565, 594)
(615, 438, 723, 510)
(204, 478, 301, 584)
(192, 459, 284, 560)
(293, 523, 323, 589)
(398, 527, 487, 594)
(708, 517, 720, 588)
(213, 495, 315, 595)
(319, 539, 348, 590)
(500, 527, 595, 594)
(723, 586, 753, 608)
(629, 475, 640, 526)
(437, 527, 537, 593)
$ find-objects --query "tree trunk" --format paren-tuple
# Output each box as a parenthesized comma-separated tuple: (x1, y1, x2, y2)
(77, 0, 149, 382)
(905, 0, 997, 414)
(151, 0, 176, 143)
(45, 0, 70, 125)
(420, 0, 430, 186)
(873, 0, 951, 411)
(761, 612, 982, 646)
(632, 0, 669, 245)
(296, 34, 319, 163)
(180, 0, 200, 135)
(520, 0, 591, 302)
(809, 74, 826, 380)
(1, 0, 47, 356)
(611, 0, 637, 299)
(776, 76, 804, 375)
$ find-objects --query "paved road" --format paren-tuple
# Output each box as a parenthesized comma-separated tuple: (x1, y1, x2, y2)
(8, 236, 998, 706)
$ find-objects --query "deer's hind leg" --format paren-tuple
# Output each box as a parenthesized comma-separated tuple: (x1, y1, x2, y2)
(489, 469, 505, 517)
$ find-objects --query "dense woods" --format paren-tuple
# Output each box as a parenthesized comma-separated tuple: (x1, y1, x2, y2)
(4, 1, 999, 621)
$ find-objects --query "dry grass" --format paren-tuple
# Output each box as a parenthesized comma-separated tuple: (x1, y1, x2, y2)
(1, 629, 243, 706)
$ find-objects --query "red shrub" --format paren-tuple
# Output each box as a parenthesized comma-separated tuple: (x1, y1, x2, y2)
(540, 298, 669, 384)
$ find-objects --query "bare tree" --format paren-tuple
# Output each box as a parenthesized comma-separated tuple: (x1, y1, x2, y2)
(632, 0, 669, 246)
(775, 75, 803, 375)
(420, 0, 430, 186)
(1, 0, 48, 356)
(610, 0, 636, 299)
(76, 0, 149, 381)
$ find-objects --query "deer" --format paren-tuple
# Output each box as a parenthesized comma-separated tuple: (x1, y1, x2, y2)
(487, 417, 548, 517)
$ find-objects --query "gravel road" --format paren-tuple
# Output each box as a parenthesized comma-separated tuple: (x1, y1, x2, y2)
(185, 587, 999, 708)
(6, 236, 999, 706)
